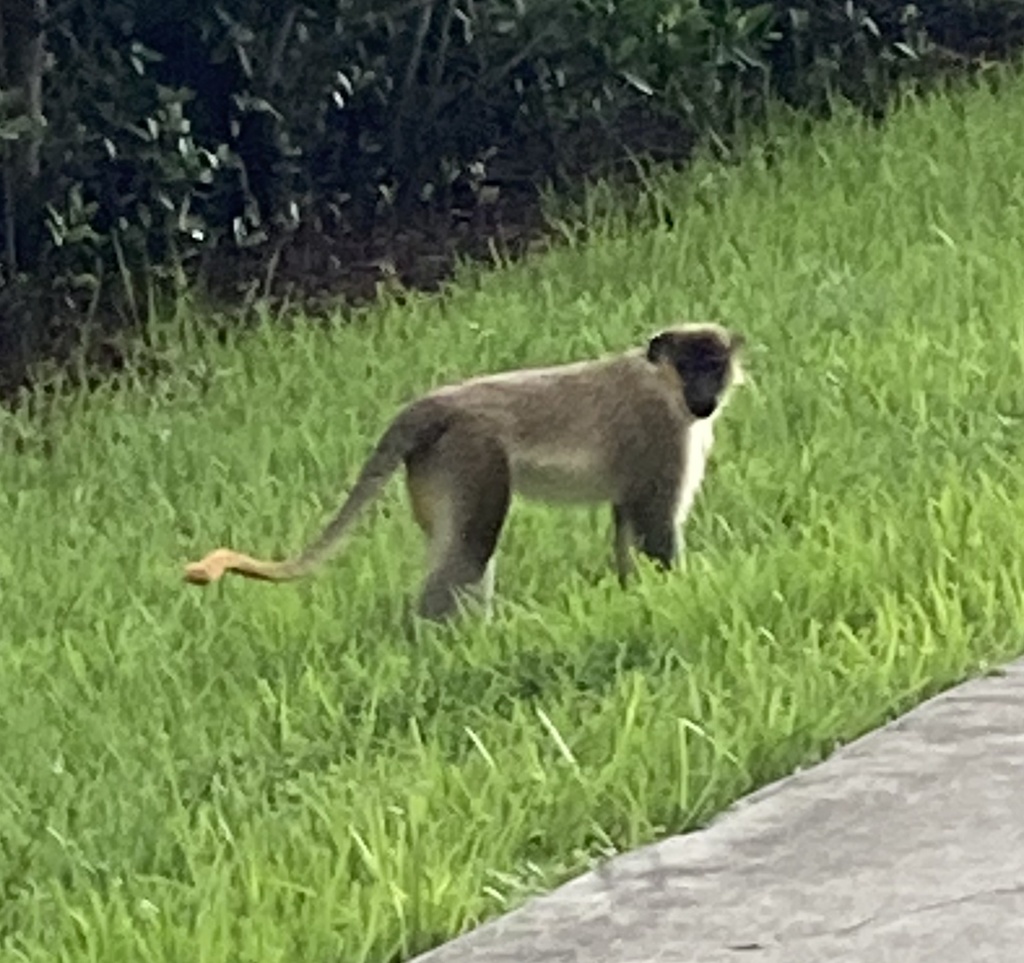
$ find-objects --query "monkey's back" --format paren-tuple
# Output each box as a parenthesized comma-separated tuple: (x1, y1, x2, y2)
(421, 351, 690, 505)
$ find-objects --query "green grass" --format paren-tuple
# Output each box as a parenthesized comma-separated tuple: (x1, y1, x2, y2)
(4, 69, 1024, 962)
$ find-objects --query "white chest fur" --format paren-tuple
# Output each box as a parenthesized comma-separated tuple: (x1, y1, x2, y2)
(676, 418, 715, 527)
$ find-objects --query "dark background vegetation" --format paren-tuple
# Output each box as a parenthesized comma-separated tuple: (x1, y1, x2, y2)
(2, 0, 1023, 397)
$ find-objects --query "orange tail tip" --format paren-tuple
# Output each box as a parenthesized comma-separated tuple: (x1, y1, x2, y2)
(183, 547, 238, 585)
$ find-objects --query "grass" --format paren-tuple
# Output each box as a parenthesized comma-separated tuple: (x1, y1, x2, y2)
(4, 68, 1024, 962)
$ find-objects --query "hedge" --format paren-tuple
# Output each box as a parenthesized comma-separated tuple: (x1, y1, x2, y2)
(1, 0, 1023, 372)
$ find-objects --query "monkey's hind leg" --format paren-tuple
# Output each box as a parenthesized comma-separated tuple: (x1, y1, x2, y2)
(406, 423, 511, 623)
(476, 557, 498, 621)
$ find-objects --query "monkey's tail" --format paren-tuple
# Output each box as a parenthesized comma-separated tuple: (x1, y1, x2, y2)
(183, 401, 450, 586)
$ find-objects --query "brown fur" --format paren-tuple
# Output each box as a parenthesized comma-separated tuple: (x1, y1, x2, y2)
(184, 322, 745, 621)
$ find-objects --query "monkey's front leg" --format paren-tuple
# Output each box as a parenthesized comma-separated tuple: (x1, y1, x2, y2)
(612, 504, 639, 586)
(613, 490, 680, 582)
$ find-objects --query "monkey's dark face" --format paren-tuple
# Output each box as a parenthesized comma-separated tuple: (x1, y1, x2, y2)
(646, 326, 744, 419)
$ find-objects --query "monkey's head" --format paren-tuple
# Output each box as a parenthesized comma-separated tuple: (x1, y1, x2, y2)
(646, 323, 745, 419)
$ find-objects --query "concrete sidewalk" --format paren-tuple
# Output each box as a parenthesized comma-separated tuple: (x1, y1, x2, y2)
(412, 660, 1024, 962)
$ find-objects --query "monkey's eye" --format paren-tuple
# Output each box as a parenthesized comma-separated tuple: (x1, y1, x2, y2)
(686, 357, 726, 376)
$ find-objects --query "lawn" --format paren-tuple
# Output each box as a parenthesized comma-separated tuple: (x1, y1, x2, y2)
(3, 69, 1024, 962)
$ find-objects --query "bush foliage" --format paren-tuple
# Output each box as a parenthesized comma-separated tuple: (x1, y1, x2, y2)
(1, 0, 1023, 344)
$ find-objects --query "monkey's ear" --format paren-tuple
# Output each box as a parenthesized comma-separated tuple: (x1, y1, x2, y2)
(729, 331, 746, 353)
(646, 331, 671, 363)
